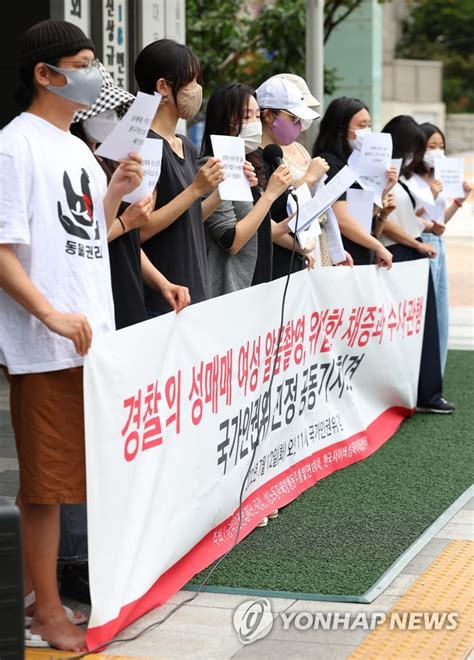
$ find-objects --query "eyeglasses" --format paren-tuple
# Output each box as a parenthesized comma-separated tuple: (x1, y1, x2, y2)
(279, 109, 302, 125)
(57, 58, 100, 70)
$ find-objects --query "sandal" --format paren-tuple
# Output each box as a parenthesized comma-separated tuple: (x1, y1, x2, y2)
(24, 591, 88, 627)
(24, 628, 50, 648)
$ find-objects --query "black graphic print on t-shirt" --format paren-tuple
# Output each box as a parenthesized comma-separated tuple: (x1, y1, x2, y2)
(57, 168, 100, 240)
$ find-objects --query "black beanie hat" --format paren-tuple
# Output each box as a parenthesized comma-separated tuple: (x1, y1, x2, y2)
(19, 19, 95, 69)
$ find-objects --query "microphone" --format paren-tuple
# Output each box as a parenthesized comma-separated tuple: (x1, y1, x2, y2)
(262, 144, 298, 199)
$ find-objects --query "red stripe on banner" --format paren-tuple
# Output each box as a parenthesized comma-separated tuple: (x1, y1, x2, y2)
(87, 405, 413, 649)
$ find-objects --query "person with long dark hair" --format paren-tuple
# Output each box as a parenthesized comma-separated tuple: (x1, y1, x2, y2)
(58, 63, 191, 607)
(406, 122, 471, 372)
(380, 115, 455, 413)
(200, 81, 293, 296)
(134, 39, 225, 316)
(312, 97, 395, 267)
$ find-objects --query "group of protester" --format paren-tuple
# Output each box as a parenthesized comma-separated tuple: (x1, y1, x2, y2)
(0, 19, 471, 652)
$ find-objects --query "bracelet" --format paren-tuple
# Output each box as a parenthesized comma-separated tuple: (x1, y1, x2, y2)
(117, 215, 126, 233)
(454, 199, 463, 208)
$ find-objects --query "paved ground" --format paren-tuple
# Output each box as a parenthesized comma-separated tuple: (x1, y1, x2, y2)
(2, 201, 473, 658)
(445, 199, 473, 352)
(23, 506, 474, 660)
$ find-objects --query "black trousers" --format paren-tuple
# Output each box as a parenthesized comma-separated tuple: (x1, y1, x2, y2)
(388, 241, 443, 407)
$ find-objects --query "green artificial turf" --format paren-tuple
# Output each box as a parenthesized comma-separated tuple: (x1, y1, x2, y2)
(189, 349, 474, 596)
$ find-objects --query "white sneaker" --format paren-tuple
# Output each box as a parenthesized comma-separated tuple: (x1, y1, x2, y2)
(257, 516, 269, 527)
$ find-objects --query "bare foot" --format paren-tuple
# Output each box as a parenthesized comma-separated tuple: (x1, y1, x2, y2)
(25, 601, 85, 624)
(31, 612, 87, 652)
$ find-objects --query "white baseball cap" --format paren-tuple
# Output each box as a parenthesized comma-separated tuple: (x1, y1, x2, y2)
(268, 73, 320, 109)
(256, 77, 319, 121)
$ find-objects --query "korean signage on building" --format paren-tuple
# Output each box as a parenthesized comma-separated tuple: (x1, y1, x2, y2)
(140, 0, 185, 48)
(103, 0, 128, 89)
(52, 0, 91, 34)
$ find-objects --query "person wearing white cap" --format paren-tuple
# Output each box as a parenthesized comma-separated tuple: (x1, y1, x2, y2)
(265, 74, 339, 267)
(256, 77, 329, 278)
(267, 73, 320, 123)
(266, 73, 320, 173)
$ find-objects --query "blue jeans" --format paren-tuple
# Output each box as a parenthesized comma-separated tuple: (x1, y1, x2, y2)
(421, 234, 449, 373)
(58, 504, 88, 564)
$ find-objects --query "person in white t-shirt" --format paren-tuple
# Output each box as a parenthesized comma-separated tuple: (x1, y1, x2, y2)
(408, 123, 472, 373)
(380, 115, 454, 415)
(0, 20, 143, 652)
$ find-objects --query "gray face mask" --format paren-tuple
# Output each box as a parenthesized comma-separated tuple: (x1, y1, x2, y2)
(46, 63, 103, 107)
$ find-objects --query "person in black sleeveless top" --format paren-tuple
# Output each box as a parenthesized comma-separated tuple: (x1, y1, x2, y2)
(312, 97, 394, 268)
(134, 40, 225, 316)
(59, 63, 191, 607)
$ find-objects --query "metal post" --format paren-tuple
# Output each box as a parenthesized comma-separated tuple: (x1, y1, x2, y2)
(305, 0, 324, 151)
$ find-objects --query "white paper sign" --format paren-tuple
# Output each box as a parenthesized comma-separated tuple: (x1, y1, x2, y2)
(210, 135, 252, 202)
(289, 166, 357, 233)
(434, 158, 464, 199)
(286, 183, 320, 247)
(287, 182, 312, 216)
(349, 135, 394, 208)
(123, 138, 163, 204)
(96, 92, 161, 161)
(391, 158, 402, 177)
(348, 133, 392, 177)
(325, 207, 346, 264)
(423, 196, 446, 224)
(405, 174, 435, 209)
(297, 218, 322, 250)
(347, 188, 374, 234)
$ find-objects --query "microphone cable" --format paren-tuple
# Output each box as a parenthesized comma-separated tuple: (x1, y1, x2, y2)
(63, 195, 301, 660)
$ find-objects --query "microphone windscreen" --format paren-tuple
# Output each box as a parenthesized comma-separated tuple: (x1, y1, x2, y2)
(262, 143, 284, 166)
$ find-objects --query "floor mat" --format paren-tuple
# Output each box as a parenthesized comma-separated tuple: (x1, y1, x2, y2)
(187, 350, 474, 597)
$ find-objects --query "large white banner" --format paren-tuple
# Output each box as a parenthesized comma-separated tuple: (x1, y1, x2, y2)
(84, 260, 428, 648)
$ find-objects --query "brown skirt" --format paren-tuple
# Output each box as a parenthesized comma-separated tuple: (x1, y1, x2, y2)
(7, 367, 86, 504)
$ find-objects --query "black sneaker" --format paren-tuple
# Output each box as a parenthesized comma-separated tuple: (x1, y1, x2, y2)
(59, 562, 91, 604)
(416, 397, 456, 414)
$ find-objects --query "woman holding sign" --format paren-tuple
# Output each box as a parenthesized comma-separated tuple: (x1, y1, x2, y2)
(200, 82, 293, 296)
(407, 122, 471, 373)
(312, 97, 395, 267)
(71, 61, 191, 329)
(256, 76, 327, 279)
(56, 64, 192, 609)
(134, 40, 226, 316)
(380, 115, 455, 414)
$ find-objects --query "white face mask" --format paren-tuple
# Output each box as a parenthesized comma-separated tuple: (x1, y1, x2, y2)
(348, 126, 372, 151)
(82, 109, 119, 143)
(423, 148, 445, 169)
(239, 120, 263, 154)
